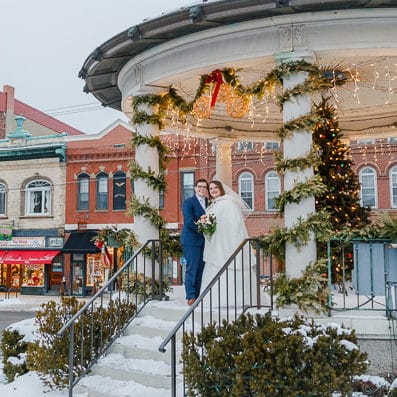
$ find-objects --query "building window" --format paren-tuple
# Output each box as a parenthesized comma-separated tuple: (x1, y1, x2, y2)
(237, 141, 254, 152)
(391, 166, 397, 208)
(265, 171, 281, 211)
(77, 173, 90, 210)
(96, 172, 108, 210)
(264, 142, 280, 150)
(113, 171, 126, 210)
(0, 183, 6, 215)
(181, 172, 195, 203)
(25, 180, 51, 215)
(159, 190, 165, 209)
(359, 167, 377, 208)
(238, 172, 254, 210)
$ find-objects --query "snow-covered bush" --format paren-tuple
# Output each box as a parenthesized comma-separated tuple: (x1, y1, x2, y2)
(182, 312, 368, 396)
(1, 329, 29, 382)
(26, 296, 136, 389)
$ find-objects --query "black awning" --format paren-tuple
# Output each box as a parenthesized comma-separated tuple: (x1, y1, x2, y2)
(62, 231, 100, 253)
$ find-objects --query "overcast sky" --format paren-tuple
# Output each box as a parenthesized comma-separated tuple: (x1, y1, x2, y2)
(0, 0, 210, 134)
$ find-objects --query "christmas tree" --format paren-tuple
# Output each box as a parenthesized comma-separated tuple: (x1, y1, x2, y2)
(312, 97, 371, 281)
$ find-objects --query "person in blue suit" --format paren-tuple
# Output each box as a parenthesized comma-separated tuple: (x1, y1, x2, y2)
(181, 178, 209, 306)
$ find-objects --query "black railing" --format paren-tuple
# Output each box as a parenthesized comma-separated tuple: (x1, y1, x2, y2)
(159, 238, 275, 397)
(58, 239, 166, 397)
(327, 238, 397, 316)
(0, 286, 19, 298)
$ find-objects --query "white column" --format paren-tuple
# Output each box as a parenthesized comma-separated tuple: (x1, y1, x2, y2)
(215, 137, 233, 186)
(130, 102, 160, 244)
(275, 52, 317, 278)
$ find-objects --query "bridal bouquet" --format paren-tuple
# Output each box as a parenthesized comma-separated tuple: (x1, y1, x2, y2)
(195, 213, 216, 237)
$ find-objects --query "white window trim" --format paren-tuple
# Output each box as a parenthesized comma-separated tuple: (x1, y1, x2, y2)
(265, 171, 281, 212)
(238, 172, 254, 210)
(359, 167, 378, 208)
(390, 166, 397, 208)
(0, 183, 6, 216)
(24, 180, 52, 216)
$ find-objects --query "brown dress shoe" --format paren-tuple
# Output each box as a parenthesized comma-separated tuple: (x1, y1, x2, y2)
(187, 298, 196, 306)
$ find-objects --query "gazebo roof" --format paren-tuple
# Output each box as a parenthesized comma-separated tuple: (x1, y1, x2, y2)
(80, 0, 397, 141)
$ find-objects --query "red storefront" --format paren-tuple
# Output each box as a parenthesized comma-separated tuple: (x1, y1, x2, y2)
(0, 237, 63, 295)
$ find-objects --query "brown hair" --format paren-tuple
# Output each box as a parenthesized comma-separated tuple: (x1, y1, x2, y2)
(209, 180, 225, 196)
(195, 178, 208, 187)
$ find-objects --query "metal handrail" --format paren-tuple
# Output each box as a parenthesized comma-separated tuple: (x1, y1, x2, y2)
(159, 238, 274, 397)
(6, 286, 18, 299)
(58, 239, 166, 397)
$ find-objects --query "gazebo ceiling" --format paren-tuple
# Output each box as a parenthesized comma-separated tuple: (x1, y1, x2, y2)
(80, 0, 397, 141)
(164, 54, 397, 142)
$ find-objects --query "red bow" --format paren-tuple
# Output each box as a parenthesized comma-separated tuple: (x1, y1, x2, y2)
(205, 70, 224, 107)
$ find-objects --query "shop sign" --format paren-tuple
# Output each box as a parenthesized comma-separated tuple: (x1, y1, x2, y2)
(0, 237, 46, 248)
(48, 237, 64, 248)
(0, 225, 12, 241)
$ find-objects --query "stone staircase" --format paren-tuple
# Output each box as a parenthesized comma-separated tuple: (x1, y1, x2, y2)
(74, 287, 189, 397)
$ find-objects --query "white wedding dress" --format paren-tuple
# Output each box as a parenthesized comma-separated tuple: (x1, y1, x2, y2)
(200, 194, 257, 308)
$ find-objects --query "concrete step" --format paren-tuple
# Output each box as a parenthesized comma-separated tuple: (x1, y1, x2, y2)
(90, 353, 182, 389)
(75, 374, 175, 397)
(75, 298, 187, 397)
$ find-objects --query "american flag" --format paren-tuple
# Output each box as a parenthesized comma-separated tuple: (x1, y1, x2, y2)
(94, 239, 112, 267)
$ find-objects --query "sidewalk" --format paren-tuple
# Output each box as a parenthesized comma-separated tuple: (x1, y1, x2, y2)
(0, 293, 89, 312)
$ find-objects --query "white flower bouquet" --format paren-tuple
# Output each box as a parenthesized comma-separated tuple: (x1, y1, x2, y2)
(195, 213, 216, 237)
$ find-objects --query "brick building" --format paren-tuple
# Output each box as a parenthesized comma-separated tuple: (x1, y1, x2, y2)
(0, 85, 84, 294)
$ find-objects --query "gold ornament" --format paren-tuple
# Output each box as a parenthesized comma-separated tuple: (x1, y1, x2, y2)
(192, 96, 212, 119)
(216, 83, 231, 103)
(226, 94, 250, 118)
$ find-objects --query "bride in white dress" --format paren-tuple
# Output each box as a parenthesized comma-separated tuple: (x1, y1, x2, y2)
(200, 180, 257, 308)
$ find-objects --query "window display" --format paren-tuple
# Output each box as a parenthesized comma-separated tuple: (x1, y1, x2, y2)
(86, 253, 104, 290)
(22, 264, 44, 287)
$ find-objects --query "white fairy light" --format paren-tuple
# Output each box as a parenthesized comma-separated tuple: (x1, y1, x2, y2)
(384, 61, 394, 105)
(371, 63, 379, 90)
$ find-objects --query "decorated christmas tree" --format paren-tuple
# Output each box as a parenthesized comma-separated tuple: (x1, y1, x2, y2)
(312, 97, 371, 281)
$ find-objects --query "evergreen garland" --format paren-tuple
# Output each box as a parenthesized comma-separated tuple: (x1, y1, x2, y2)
(129, 161, 167, 191)
(274, 175, 327, 213)
(276, 112, 322, 140)
(274, 148, 320, 175)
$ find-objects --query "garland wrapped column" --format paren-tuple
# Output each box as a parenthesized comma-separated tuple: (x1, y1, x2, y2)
(275, 52, 317, 278)
(130, 100, 160, 244)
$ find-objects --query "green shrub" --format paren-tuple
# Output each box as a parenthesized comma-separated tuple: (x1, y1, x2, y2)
(182, 312, 368, 397)
(351, 375, 390, 397)
(1, 328, 29, 382)
(27, 296, 135, 390)
(121, 272, 172, 297)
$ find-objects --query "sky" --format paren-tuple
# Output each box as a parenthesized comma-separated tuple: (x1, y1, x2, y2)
(0, 0, 211, 134)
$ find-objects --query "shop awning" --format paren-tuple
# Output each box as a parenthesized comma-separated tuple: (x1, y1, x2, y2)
(0, 250, 60, 264)
(62, 231, 100, 253)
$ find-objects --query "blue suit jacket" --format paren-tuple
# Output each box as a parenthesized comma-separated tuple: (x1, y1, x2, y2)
(181, 195, 206, 247)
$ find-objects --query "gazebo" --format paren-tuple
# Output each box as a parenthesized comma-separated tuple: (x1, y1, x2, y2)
(79, 0, 397, 278)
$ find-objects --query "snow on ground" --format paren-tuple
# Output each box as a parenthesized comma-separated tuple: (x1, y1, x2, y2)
(0, 286, 396, 396)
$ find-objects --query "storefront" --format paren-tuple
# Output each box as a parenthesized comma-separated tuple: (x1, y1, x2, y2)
(62, 231, 102, 296)
(0, 236, 63, 294)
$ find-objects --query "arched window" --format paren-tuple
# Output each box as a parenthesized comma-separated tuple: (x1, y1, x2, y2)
(77, 173, 90, 210)
(25, 180, 51, 215)
(113, 171, 126, 210)
(238, 172, 254, 210)
(96, 172, 108, 210)
(265, 171, 281, 211)
(359, 167, 377, 208)
(390, 166, 397, 208)
(0, 183, 6, 216)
